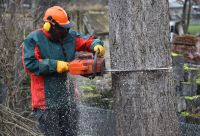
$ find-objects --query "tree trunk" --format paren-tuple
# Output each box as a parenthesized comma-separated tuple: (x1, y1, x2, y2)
(185, 0, 192, 33)
(109, 0, 180, 136)
(182, 0, 192, 33)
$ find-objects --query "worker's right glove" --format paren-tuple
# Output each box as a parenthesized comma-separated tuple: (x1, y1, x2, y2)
(94, 45, 105, 57)
(56, 61, 69, 73)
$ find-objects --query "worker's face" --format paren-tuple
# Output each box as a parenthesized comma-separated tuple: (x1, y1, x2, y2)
(50, 24, 70, 42)
(56, 27, 68, 39)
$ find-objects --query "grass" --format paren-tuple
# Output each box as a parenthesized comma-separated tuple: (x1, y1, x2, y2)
(188, 24, 200, 35)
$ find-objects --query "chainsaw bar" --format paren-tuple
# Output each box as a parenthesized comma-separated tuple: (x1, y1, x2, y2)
(104, 67, 172, 73)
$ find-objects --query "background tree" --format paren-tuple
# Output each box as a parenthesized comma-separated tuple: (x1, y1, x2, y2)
(109, 0, 180, 135)
(182, 0, 192, 33)
(0, 0, 41, 135)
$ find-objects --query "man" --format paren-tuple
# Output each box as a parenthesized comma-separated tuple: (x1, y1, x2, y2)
(22, 6, 104, 136)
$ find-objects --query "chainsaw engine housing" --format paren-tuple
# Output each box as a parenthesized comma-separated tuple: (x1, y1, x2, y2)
(69, 53, 105, 76)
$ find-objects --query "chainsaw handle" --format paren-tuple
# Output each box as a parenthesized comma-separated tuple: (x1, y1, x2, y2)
(89, 50, 99, 79)
(93, 50, 98, 73)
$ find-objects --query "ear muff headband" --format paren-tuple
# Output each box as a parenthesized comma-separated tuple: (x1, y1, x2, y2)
(43, 15, 71, 32)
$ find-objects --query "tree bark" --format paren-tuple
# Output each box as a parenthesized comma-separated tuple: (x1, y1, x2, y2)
(109, 0, 180, 136)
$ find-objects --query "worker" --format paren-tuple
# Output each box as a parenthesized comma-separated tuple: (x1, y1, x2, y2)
(22, 6, 104, 136)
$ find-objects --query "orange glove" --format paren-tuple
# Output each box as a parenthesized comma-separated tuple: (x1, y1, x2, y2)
(94, 45, 105, 56)
(56, 61, 69, 73)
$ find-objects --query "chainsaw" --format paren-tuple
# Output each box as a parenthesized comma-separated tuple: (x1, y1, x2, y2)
(68, 51, 105, 79)
(68, 51, 172, 79)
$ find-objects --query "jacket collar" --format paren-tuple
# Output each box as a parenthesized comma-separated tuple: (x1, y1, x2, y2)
(39, 28, 52, 40)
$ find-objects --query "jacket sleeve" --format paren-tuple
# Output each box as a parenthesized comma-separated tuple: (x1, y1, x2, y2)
(74, 32, 103, 52)
(22, 37, 57, 75)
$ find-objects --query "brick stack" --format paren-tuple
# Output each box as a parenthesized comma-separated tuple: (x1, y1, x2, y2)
(172, 35, 200, 133)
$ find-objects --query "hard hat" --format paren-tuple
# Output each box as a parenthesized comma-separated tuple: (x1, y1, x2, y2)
(43, 6, 74, 28)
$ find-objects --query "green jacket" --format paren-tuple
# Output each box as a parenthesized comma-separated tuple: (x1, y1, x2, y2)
(22, 28, 103, 109)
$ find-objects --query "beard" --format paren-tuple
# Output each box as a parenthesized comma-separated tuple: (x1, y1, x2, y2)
(49, 26, 69, 43)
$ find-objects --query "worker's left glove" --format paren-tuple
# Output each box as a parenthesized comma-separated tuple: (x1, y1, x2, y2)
(56, 61, 69, 73)
(94, 45, 105, 56)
